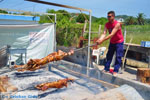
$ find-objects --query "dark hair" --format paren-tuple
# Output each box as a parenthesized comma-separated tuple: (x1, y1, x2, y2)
(108, 11, 115, 16)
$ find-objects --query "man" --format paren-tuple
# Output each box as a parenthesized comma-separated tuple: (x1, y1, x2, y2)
(96, 11, 124, 76)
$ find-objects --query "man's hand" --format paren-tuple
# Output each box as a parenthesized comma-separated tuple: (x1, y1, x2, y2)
(96, 39, 104, 45)
(96, 26, 107, 45)
(68, 49, 74, 55)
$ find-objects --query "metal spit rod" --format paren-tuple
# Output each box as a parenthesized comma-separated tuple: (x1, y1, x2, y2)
(73, 43, 97, 52)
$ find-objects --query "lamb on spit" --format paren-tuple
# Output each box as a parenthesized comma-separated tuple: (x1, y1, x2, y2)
(35, 78, 74, 91)
(14, 50, 74, 72)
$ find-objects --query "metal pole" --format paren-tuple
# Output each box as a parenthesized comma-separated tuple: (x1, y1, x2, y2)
(25, 0, 90, 12)
(148, 51, 150, 68)
(98, 25, 101, 36)
(0, 8, 55, 16)
(87, 10, 92, 76)
(54, 14, 57, 52)
(124, 26, 126, 43)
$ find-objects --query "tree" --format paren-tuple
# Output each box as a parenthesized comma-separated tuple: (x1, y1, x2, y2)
(57, 10, 71, 18)
(95, 17, 107, 25)
(46, 9, 56, 13)
(146, 19, 150, 24)
(125, 16, 135, 25)
(137, 13, 145, 25)
(0, 9, 8, 14)
(76, 13, 89, 23)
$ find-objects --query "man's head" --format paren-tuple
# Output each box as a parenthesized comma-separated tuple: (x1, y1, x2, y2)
(107, 11, 115, 22)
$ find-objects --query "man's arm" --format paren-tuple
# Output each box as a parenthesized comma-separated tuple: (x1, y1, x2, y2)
(96, 26, 107, 44)
(96, 23, 121, 45)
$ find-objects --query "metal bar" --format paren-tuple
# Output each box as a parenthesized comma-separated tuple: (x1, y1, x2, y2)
(148, 52, 150, 68)
(74, 44, 96, 52)
(0, 8, 55, 16)
(25, 0, 91, 12)
(54, 14, 57, 52)
(25, 52, 27, 63)
(87, 11, 92, 76)
(124, 27, 127, 43)
(98, 25, 101, 36)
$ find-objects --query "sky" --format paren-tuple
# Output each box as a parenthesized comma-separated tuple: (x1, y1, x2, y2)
(0, 0, 150, 18)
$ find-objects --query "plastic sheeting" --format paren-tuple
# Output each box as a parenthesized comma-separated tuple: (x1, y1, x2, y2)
(27, 24, 54, 60)
(0, 23, 55, 63)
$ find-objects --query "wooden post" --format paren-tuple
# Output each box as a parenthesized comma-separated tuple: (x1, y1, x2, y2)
(137, 68, 150, 84)
(148, 55, 150, 68)
(148, 50, 150, 68)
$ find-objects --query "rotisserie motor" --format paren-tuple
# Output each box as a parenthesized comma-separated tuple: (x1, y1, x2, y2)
(35, 78, 74, 91)
(14, 50, 74, 72)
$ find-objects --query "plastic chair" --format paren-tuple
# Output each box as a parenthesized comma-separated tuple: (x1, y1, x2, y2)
(92, 47, 106, 64)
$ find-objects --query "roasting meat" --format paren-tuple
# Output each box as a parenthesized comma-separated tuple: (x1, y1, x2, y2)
(35, 78, 74, 91)
(14, 50, 74, 72)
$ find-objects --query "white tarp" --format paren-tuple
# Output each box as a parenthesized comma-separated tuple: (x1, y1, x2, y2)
(27, 25, 54, 60)
(0, 23, 55, 64)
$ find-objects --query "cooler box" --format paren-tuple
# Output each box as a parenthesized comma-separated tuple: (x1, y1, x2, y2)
(141, 41, 150, 47)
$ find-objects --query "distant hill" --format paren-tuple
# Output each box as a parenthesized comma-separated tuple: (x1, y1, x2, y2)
(115, 15, 131, 20)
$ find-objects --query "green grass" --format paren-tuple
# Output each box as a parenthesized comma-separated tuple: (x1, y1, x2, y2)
(90, 24, 150, 47)
(56, 23, 150, 48)
(125, 25, 150, 44)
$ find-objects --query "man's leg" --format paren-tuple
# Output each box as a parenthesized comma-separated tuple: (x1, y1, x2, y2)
(104, 43, 115, 71)
(114, 42, 124, 72)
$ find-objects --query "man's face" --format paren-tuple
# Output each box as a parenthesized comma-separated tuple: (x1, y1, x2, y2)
(107, 13, 115, 22)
